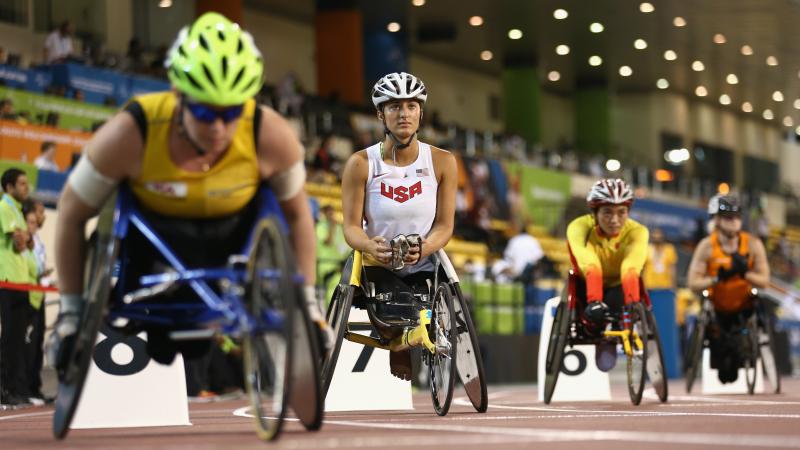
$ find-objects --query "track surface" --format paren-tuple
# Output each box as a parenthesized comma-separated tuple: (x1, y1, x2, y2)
(2, 379, 799, 449)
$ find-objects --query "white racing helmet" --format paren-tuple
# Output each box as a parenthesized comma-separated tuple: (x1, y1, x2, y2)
(371, 72, 428, 110)
(587, 178, 635, 209)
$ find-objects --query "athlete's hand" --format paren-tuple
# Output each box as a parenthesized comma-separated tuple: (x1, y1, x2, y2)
(404, 236, 427, 265)
(366, 236, 392, 265)
(730, 253, 749, 277)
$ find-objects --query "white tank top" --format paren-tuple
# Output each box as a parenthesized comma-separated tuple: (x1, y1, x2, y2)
(364, 141, 440, 274)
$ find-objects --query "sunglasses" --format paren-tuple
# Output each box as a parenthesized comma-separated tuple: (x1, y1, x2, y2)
(185, 101, 244, 123)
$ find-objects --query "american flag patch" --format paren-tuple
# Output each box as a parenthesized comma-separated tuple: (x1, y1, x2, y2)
(416, 168, 430, 177)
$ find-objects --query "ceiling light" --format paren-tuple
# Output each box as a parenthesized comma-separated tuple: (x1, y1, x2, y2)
(619, 66, 633, 77)
(692, 60, 705, 71)
(640, 2, 655, 13)
(553, 9, 568, 20)
(508, 29, 523, 39)
(556, 44, 570, 55)
(695, 86, 708, 97)
(605, 159, 621, 172)
(742, 102, 753, 112)
(719, 94, 731, 105)
(387, 22, 401, 32)
(158, 0, 172, 6)
(548, 71, 561, 82)
(590, 22, 604, 33)
(726, 73, 738, 84)
(740, 45, 753, 56)
(766, 55, 778, 66)
(773, 91, 784, 102)
(784, 116, 794, 127)
(469, 16, 483, 26)
(713, 33, 726, 44)
(763, 109, 774, 120)
(794, 99, 800, 110)
(412, 0, 426, 6)
(480, 50, 493, 61)
(589, 55, 603, 66)
(664, 50, 677, 61)
(634, 39, 647, 50)
(656, 78, 669, 89)
(673, 17, 686, 27)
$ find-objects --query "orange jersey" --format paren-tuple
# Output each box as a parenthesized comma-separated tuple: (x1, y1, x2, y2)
(707, 231, 754, 313)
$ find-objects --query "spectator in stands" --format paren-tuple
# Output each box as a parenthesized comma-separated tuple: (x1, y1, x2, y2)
(0, 47, 6, 65)
(34, 141, 60, 172)
(121, 38, 145, 74)
(73, 89, 85, 102)
(643, 227, 677, 289)
(491, 219, 544, 284)
(0, 168, 32, 406)
(276, 72, 303, 118)
(149, 44, 168, 79)
(45, 111, 60, 128)
(0, 98, 17, 120)
(310, 134, 336, 181)
(44, 20, 76, 64)
(22, 200, 50, 405)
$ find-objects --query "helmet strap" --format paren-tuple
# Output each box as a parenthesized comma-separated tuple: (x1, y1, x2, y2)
(177, 97, 209, 156)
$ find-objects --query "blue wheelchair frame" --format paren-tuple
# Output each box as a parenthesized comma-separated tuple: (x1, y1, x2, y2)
(105, 185, 296, 336)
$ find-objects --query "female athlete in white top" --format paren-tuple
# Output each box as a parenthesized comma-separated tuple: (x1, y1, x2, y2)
(340, 72, 457, 379)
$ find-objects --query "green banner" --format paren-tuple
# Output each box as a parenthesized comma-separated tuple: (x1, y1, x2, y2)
(506, 162, 571, 231)
(0, 86, 114, 131)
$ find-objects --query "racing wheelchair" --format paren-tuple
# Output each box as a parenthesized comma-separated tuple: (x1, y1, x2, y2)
(684, 289, 781, 394)
(319, 235, 488, 416)
(53, 186, 323, 441)
(543, 271, 668, 405)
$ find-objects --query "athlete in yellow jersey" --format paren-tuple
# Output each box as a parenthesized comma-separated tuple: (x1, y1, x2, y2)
(567, 179, 649, 338)
(49, 13, 330, 366)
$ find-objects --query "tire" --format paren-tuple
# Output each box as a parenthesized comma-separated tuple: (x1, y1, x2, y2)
(743, 313, 759, 396)
(428, 282, 458, 416)
(626, 302, 648, 406)
(758, 313, 781, 394)
(53, 216, 117, 439)
(288, 282, 324, 431)
(451, 283, 488, 413)
(320, 284, 353, 397)
(644, 308, 669, 403)
(242, 218, 294, 441)
(543, 290, 569, 405)
(684, 314, 706, 394)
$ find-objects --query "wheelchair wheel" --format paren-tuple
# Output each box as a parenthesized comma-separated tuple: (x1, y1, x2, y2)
(758, 313, 781, 394)
(242, 218, 295, 441)
(321, 284, 354, 396)
(451, 283, 488, 412)
(288, 283, 324, 431)
(428, 282, 458, 416)
(743, 313, 759, 395)
(644, 308, 668, 403)
(53, 227, 117, 439)
(543, 290, 569, 405)
(684, 313, 706, 394)
(626, 302, 648, 406)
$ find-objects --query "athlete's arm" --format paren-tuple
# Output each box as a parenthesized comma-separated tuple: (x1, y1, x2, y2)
(566, 216, 603, 301)
(411, 147, 456, 263)
(620, 223, 649, 302)
(340, 150, 391, 265)
(745, 237, 770, 288)
(256, 106, 316, 285)
(687, 237, 714, 293)
(55, 111, 143, 296)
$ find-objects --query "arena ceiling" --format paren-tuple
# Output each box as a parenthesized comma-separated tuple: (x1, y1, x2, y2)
(248, 0, 800, 127)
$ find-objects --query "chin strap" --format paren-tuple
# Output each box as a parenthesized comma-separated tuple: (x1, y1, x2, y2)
(177, 98, 209, 156)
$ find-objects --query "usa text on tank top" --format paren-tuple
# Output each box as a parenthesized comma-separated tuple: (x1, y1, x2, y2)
(363, 142, 439, 272)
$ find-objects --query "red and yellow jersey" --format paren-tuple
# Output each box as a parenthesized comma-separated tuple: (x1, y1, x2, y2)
(707, 231, 754, 313)
(566, 214, 649, 303)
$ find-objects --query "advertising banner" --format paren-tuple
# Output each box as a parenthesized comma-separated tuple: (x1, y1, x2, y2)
(630, 198, 706, 242)
(0, 120, 90, 170)
(506, 163, 572, 231)
(0, 86, 114, 131)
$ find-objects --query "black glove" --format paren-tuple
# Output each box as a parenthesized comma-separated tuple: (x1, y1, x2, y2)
(716, 267, 736, 283)
(730, 253, 749, 277)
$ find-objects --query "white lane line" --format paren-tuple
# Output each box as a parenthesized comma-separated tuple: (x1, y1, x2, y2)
(0, 411, 53, 421)
(236, 407, 799, 448)
(658, 393, 800, 405)
(479, 402, 800, 419)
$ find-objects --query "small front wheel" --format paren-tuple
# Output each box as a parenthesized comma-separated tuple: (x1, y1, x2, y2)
(428, 282, 458, 416)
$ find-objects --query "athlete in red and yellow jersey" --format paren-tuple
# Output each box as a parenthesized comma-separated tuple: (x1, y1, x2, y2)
(567, 179, 649, 328)
(687, 195, 770, 313)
